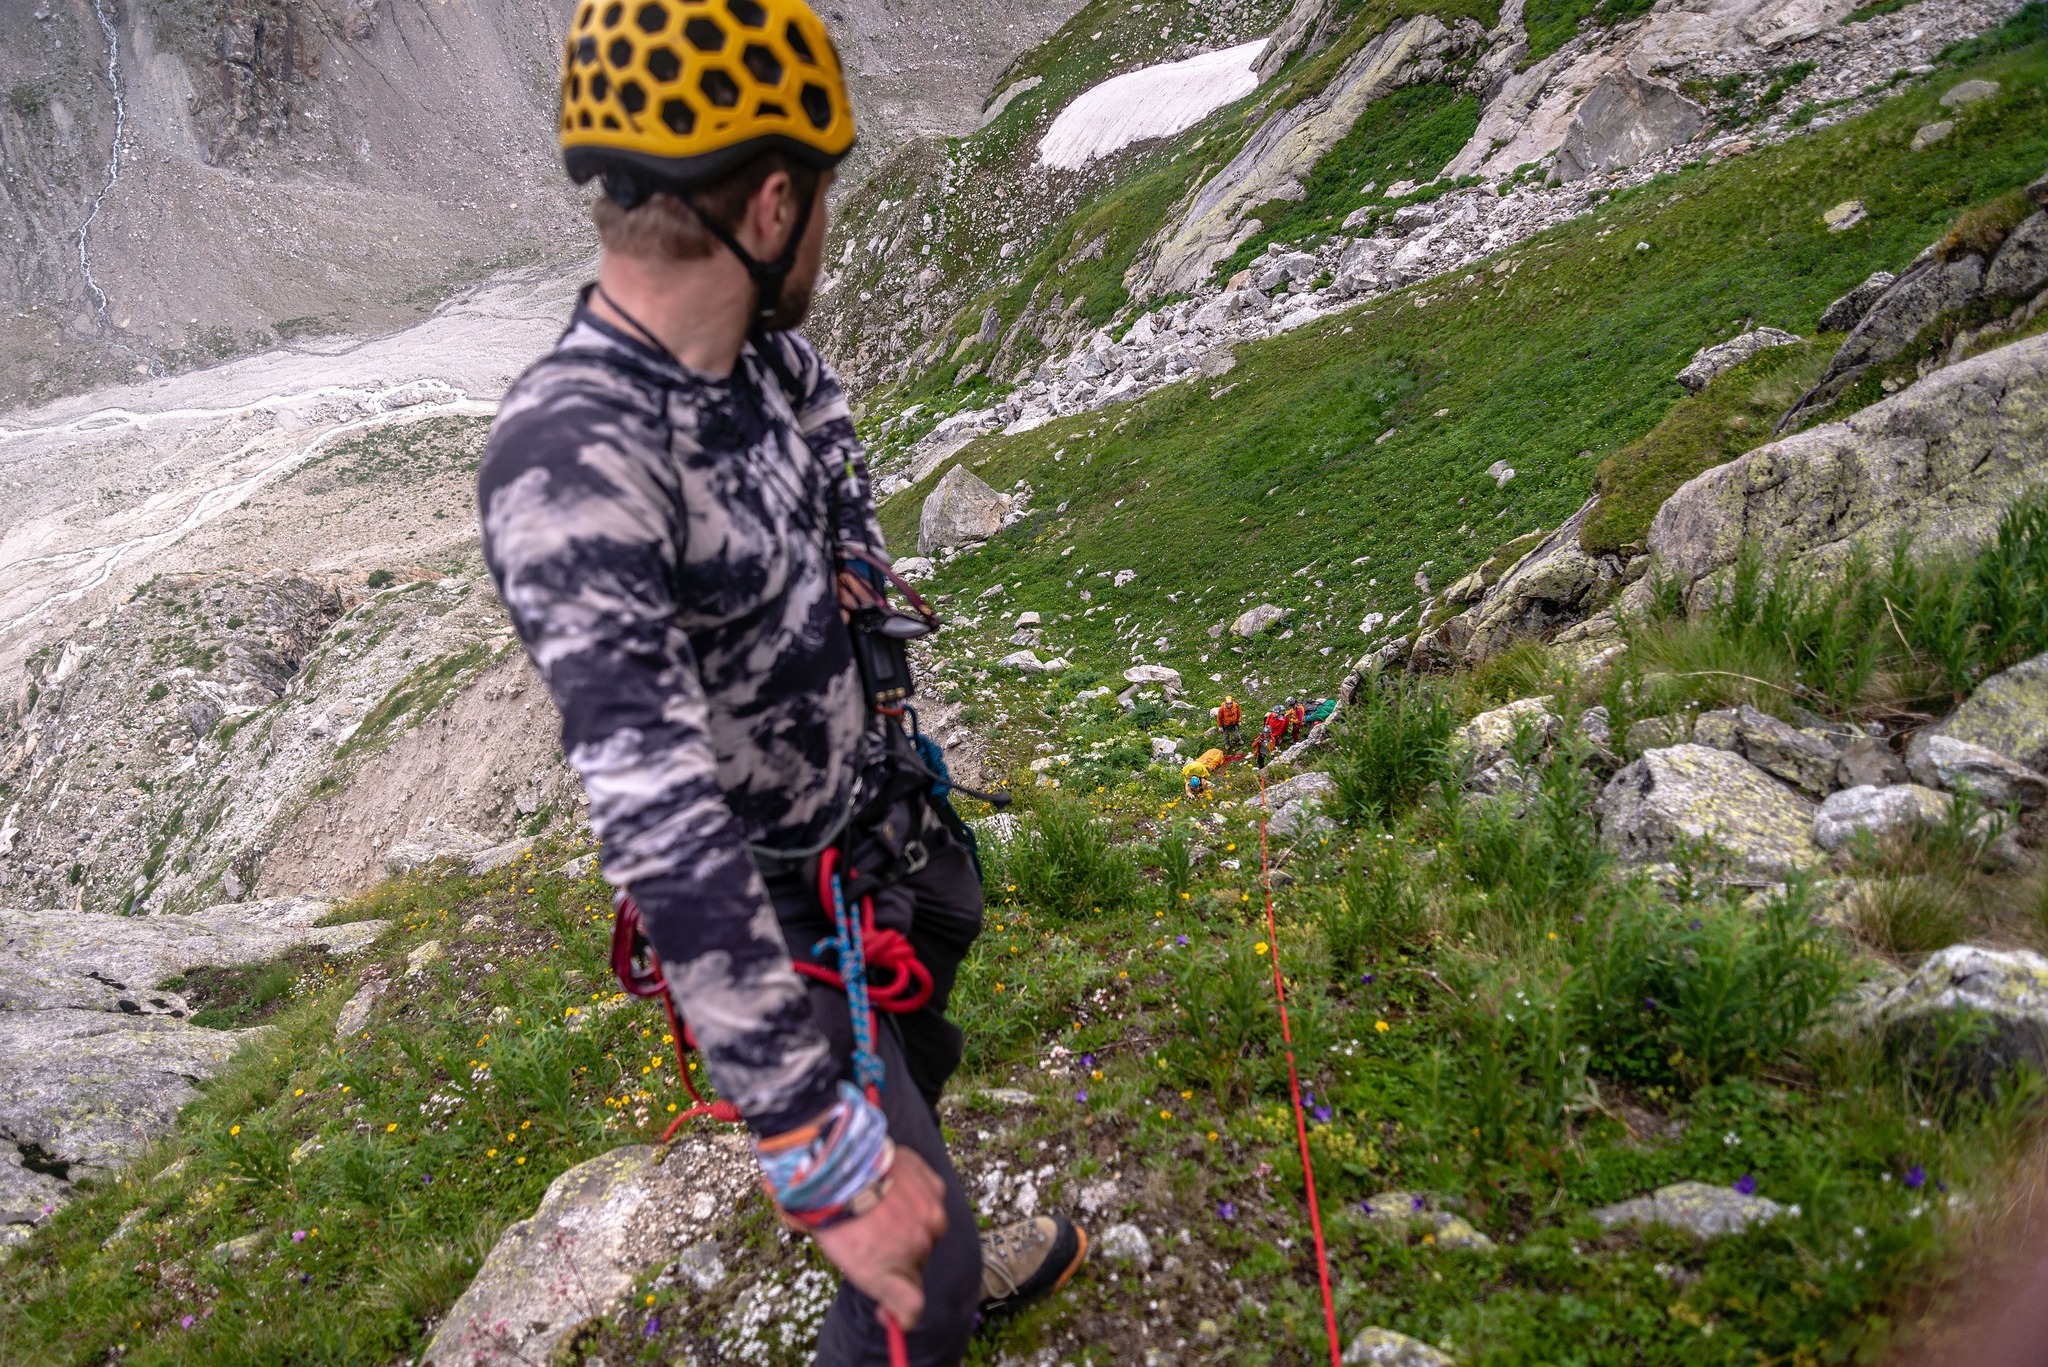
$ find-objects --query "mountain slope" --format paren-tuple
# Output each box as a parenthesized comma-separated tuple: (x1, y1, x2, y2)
(876, 25, 2048, 725)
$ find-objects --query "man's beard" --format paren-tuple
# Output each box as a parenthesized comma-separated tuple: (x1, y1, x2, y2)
(760, 276, 813, 332)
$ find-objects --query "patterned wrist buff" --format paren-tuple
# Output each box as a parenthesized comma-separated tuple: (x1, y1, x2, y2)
(754, 1081, 894, 1230)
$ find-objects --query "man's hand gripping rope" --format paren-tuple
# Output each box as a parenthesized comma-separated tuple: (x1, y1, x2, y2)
(610, 844, 937, 1362)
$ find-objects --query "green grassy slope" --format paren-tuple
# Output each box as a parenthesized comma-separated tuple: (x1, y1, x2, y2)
(880, 36, 2048, 710)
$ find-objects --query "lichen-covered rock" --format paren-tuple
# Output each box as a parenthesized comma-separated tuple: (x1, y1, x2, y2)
(1463, 498, 1616, 661)
(1552, 71, 1705, 183)
(1818, 270, 1897, 332)
(1985, 211, 2048, 300)
(1358, 1190, 1497, 1251)
(1262, 771, 1336, 809)
(1935, 649, 2048, 772)
(1343, 1327, 1458, 1366)
(1269, 797, 1338, 840)
(1123, 664, 1183, 692)
(1676, 327, 1801, 394)
(1906, 731, 2048, 809)
(1812, 783, 1950, 852)
(1837, 736, 1908, 788)
(1865, 944, 2048, 1084)
(1598, 745, 1821, 878)
(423, 1135, 754, 1367)
(1591, 1181, 1783, 1238)
(0, 895, 385, 1227)
(1649, 335, 2048, 604)
(1, 1144, 64, 1243)
(1454, 697, 1558, 765)
(1690, 705, 1841, 796)
(918, 464, 1011, 554)
(1779, 254, 1987, 428)
(1233, 603, 1294, 638)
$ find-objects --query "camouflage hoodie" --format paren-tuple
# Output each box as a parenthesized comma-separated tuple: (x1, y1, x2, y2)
(478, 300, 883, 1136)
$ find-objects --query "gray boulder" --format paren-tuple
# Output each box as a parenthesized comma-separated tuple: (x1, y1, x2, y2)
(1818, 271, 1898, 332)
(1780, 255, 1986, 429)
(1649, 335, 2048, 605)
(1454, 697, 1559, 764)
(1691, 705, 1840, 797)
(1865, 944, 2048, 1084)
(1233, 603, 1294, 638)
(1985, 211, 2048, 300)
(1598, 745, 1821, 879)
(1939, 78, 2000, 108)
(1552, 73, 1705, 184)
(1269, 797, 1338, 840)
(918, 465, 1010, 554)
(1813, 783, 1950, 852)
(1935, 649, 2048, 771)
(2, 1144, 65, 1245)
(1837, 736, 1908, 788)
(1906, 731, 2048, 809)
(385, 818, 498, 874)
(423, 1135, 755, 1367)
(1591, 1181, 1784, 1238)
(0, 898, 386, 1201)
(1676, 328, 1801, 395)
(1462, 498, 1615, 661)
(1343, 1328, 1457, 1366)
(1262, 771, 1336, 809)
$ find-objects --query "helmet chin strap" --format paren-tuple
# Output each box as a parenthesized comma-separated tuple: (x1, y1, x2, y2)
(689, 189, 817, 331)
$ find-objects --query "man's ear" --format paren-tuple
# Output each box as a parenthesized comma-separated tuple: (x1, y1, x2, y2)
(748, 168, 797, 254)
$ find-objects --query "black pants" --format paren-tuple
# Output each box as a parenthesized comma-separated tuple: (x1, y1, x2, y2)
(765, 835, 985, 1367)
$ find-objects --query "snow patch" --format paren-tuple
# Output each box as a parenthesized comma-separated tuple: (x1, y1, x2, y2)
(1037, 39, 1267, 171)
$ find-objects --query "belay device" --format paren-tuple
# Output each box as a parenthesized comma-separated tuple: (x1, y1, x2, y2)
(835, 542, 940, 709)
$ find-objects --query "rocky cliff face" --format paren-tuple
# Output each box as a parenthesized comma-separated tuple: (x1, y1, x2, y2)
(0, 0, 1089, 412)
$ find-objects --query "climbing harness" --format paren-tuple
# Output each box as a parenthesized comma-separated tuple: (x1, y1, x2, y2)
(1254, 765, 1344, 1367)
(611, 841, 920, 1366)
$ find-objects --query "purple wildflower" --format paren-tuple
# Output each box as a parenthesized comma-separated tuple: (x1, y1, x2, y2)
(1076, 1089, 1088, 1103)
(1313, 1105, 1332, 1123)
(644, 1316, 662, 1339)
(1218, 1201, 1237, 1221)
(1643, 996, 1658, 1010)
(1361, 972, 1376, 984)
(300, 1273, 312, 1286)
(1080, 1054, 1095, 1068)
(422, 1173, 433, 1185)
(292, 1230, 307, 1243)
(1904, 1165, 1926, 1190)
(181, 1316, 196, 1330)
(1411, 1195, 1426, 1212)
(1177, 935, 1189, 946)
(1689, 919, 1702, 930)
(1732, 1174, 1757, 1196)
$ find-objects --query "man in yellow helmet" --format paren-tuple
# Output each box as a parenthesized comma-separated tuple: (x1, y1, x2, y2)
(479, 4, 1083, 1360)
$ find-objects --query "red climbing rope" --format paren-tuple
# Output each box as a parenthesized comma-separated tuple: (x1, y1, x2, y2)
(610, 875, 915, 1367)
(1255, 765, 1344, 1367)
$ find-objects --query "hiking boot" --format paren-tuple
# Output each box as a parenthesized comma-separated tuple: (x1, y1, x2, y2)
(979, 1214, 1088, 1316)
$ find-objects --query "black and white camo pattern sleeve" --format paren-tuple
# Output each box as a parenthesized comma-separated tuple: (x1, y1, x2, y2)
(478, 339, 843, 1138)
(761, 331, 885, 553)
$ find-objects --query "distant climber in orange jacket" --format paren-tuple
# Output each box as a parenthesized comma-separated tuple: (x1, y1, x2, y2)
(1215, 695, 1243, 752)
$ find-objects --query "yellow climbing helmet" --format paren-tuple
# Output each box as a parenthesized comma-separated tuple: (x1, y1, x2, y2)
(559, 0, 856, 194)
